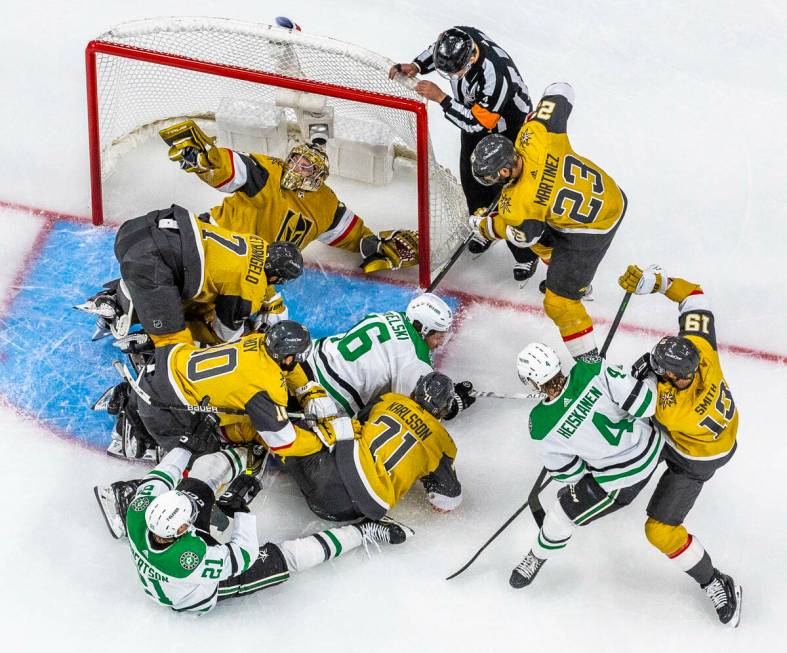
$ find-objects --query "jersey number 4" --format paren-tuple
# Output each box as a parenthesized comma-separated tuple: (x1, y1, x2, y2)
(368, 415, 418, 473)
(552, 155, 605, 224)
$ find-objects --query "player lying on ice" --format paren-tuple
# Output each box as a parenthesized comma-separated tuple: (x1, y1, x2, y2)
(618, 263, 741, 627)
(76, 207, 304, 345)
(508, 342, 663, 588)
(121, 443, 410, 614)
(94, 320, 337, 535)
(159, 119, 420, 275)
(281, 371, 464, 522)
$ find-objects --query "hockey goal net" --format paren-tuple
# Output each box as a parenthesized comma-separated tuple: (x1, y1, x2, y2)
(85, 17, 469, 287)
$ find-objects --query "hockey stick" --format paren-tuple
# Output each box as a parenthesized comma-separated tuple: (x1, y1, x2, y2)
(445, 473, 553, 580)
(111, 360, 316, 421)
(426, 190, 503, 293)
(527, 291, 634, 527)
(470, 390, 545, 401)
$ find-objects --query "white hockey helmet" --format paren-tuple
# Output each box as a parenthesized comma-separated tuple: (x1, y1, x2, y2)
(145, 490, 197, 539)
(405, 293, 453, 336)
(516, 342, 562, 390)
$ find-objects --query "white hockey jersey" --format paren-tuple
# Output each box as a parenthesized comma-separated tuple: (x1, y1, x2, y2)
(125, 448, 261, 613)
(305, 312, 433, 417)
(529, 359, 663, 491)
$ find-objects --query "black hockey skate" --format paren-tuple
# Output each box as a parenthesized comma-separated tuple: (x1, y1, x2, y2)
(94, 479, 144, 539)
(468, 235, 493, 255)
(513, 260, 538, 284)
(509, 551, 546, 588)
(702, 569, 742, 627)
(354, 517, 412, 545)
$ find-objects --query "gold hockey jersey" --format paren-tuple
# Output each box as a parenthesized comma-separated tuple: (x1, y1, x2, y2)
(655, 285, 738, 460)
(195, 148, 372, 253)
(150, 334, 323, 456)
(489, 82, 626, 246)
(335, 393, 458, 519)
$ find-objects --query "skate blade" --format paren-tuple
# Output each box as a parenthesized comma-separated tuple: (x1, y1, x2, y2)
(91, 386, 115, 412)
(93, 485, 126, 539)
(91, 320, 112, 341)
(730, 583, 743, 628)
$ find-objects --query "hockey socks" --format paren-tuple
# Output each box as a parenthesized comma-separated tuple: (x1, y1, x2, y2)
(279, 525, 363, 573)
(531, 503, 576, 560)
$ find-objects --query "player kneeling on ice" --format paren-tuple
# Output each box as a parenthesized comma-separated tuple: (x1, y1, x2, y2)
(159, 119, 419, 275)
(303, 292, 475, 419)
(509, 343, 662, 589)
(619, 264, 741, 627)
(121, 445, 410, 614)
(282, 372, 463, 521)
(76, 205, 303, 345)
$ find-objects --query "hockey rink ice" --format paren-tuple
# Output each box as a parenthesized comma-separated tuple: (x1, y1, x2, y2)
(0, 1, 784, 651)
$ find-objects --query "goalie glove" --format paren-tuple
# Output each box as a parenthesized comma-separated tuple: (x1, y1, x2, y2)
(159, 119, 221, 173)
(618, 264, 670, 295)
(295, 381, 337, 419)
(360, 230, 419, 273)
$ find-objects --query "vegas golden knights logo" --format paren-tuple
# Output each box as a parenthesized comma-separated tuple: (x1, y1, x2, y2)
(276, 209, 316, 248)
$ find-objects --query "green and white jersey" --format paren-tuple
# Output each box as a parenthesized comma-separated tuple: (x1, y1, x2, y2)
(125, 448, 259, 613)
(306, 312, 433, 417)
(529, 359, 663, 491)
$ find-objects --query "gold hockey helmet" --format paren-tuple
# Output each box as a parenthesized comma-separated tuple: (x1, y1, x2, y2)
(281, 143, 329, 192)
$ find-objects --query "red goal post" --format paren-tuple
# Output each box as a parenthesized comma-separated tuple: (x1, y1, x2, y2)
(85, 17, 469, 288)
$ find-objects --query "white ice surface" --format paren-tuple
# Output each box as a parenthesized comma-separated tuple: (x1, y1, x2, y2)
(0, 1, 785, 651)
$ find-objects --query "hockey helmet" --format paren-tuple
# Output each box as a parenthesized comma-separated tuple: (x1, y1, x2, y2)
(145, 490, 197, 539)
(264, 242, 304, 283)
(406, 293, 453, 336)
(434, 28, 476, 78)
(264, 320, 312, 370)
(650, 336, 700, 380)
(281, 143, 329, 192)
(516, 342, 562, 391)
(413, 371, 456, 419)
(471, 134, 518, 186)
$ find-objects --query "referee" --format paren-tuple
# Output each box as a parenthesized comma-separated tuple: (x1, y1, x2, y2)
(389, 27, 535, 279)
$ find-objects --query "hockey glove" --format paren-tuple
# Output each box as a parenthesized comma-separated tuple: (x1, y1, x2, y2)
(217, 474, 262, 518)
(159, 119, 221, 173)
(312, 416, 360, 449)
(179, 412, 222, 455)
(444, 381, 476, 420)
(631, 353, 655, 381)
(619, 264, 669, 295)
(295, 381, 337, 419)
(361, 230, 419, 273)
(469, 212, 498, 243)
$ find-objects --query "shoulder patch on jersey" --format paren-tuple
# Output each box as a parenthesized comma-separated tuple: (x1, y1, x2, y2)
(659, 387, 677, 410)
(180, 550, 201, 570)
(130, 496, 151, 512)
(519, 128, 533, 149)
(498, 194, 512, 214)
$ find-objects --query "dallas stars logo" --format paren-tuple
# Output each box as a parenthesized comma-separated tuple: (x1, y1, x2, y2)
(659, 388, 677, 410)
(180, 551, 200, 570)
(130, 497, 150, 512)
(498, 195, 511, 214)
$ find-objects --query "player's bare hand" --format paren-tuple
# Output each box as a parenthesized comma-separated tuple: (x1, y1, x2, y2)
(415, 80, 447, 103)
(388, 63, 419, 79)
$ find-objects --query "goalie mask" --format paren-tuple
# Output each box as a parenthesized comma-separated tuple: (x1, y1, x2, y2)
(281, 143, 329, 192)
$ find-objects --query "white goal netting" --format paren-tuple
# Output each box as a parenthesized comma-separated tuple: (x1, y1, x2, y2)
(87, 17, 469, 277)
